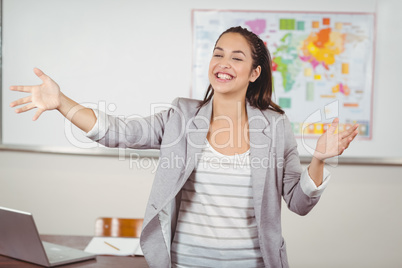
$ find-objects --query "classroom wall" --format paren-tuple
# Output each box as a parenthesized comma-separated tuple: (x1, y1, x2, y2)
(2, 0, 402, 267)
(0, 151, 401, 268)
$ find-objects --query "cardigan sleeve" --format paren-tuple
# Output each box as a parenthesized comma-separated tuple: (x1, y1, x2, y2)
(300, 165, 331, 198)
(85, 97, 180, 150)
(280, 114, 331, 216)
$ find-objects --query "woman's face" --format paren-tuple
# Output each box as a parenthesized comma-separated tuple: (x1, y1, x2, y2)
(208, 32, 260, 98)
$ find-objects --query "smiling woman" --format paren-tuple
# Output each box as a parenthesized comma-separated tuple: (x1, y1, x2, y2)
(9, 25, 358, 268)
(209, 33, 261, 99)
(203, 27, 284, 114)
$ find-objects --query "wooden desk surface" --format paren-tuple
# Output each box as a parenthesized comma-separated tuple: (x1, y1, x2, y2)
(0, 235, 149, 268)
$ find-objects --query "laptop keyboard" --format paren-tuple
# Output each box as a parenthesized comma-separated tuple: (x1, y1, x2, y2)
(43, 241, 92, 264)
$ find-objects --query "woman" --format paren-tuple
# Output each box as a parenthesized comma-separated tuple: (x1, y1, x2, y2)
(10, 26, 358, 267)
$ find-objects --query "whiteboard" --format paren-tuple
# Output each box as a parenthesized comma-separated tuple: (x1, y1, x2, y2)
(2, 0, 402, 163)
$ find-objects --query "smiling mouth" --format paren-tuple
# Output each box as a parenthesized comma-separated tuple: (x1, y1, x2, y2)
(216, 72, 234, 80)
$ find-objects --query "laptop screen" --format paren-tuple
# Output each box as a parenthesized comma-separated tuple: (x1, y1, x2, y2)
(0, 206, 50, 266)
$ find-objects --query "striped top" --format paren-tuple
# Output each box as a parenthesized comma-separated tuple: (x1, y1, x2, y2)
(171, 139, 264, 268)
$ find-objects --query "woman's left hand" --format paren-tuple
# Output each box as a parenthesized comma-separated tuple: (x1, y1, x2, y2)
(314, 118, 359, 161)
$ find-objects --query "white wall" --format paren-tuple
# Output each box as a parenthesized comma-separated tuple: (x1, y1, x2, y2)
(5, 0, 402, 159)
(1, 151, 401, 267)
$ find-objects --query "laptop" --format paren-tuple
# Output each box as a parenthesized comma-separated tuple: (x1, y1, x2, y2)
(0, 206, 96, 267)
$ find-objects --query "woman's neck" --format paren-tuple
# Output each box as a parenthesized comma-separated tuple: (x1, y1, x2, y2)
(207, 93, 250, 155)
(211, 94, 247, 122)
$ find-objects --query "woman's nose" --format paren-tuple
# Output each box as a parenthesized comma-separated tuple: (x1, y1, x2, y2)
(219, 61, 230, 69)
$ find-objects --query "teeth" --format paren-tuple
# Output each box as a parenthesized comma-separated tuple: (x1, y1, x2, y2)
(217, 73, 233, 80)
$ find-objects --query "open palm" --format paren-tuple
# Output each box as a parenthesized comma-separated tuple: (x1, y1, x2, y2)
(10, 68, 61, 120)
(314, 118, 359, 161)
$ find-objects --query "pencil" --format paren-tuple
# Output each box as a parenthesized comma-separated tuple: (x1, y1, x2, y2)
(104, 241, 120, 251)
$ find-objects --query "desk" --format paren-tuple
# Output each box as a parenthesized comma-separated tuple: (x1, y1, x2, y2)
(0, 235, 149, 268)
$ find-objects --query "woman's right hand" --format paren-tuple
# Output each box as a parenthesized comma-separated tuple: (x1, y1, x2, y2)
(10, 68, 62, 121)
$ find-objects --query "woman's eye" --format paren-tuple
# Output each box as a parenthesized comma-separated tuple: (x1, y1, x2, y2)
(213, 54, 223, 58)
(233, 58, 243, 61)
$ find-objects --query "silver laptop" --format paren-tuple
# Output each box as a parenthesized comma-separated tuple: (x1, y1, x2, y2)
(0, 206, 96, 267)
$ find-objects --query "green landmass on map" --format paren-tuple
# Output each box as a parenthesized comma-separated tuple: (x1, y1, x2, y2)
(272, 33, 304, 92)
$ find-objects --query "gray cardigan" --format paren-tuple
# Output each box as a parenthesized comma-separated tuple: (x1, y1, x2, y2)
(87, 97, 330, 268)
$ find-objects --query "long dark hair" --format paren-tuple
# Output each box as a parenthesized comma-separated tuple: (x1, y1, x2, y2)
(198, 26, 284, 114)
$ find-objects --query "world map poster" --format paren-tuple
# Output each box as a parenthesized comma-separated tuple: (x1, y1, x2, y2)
(192, 10, 375, 139)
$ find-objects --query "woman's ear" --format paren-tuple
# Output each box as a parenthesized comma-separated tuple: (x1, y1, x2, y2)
(249, 66, 261, 82)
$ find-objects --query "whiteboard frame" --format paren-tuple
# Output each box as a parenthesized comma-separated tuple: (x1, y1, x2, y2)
(0, 0, 3, 148)
(0, 0, 401, 166)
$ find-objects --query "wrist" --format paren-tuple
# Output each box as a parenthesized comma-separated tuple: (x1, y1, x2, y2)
(56, 92, 76, 119)
(312, 153, 325, 164)
(57, 92, 68, 111)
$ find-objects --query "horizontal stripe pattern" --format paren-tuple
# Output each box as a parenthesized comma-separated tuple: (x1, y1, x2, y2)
(171, 140, 263, 268)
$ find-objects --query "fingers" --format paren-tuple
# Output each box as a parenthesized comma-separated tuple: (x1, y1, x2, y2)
(331, 118, 339, 124)
(340, 123, 359, 139)
(327, 118, 339, 134)
(14, 103, 36, 114)
(9, 68, 48, 92)
(9, 85, 33, 93)
(340, 125, 359, 151)
(33, 67, 49, 82)
(33, 109, 44, 121)
(10, 96, 32, 108)
(11, 97, 45, 120)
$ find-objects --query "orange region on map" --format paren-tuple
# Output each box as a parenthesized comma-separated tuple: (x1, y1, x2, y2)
(344, 103, 359, 107)
(304, 124, 315, 134)
(332, 83, 350, 95)
(297, 121, 364, 136)
(303, 122, 340, 135)
(320, 94, 336, 98)
(314, 123, 324, 134)
(342, 63, 349, 74)
(314, 28, 331, 48)
(302, 123, 326, 135)
(300, 28, 346, 70)
(335, 22, 343, 30)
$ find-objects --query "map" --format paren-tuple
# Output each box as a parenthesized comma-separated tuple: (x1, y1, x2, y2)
(192, 11, 375, 139)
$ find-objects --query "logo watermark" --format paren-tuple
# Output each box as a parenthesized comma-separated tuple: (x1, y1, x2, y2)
(64, 99, 346, 169)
